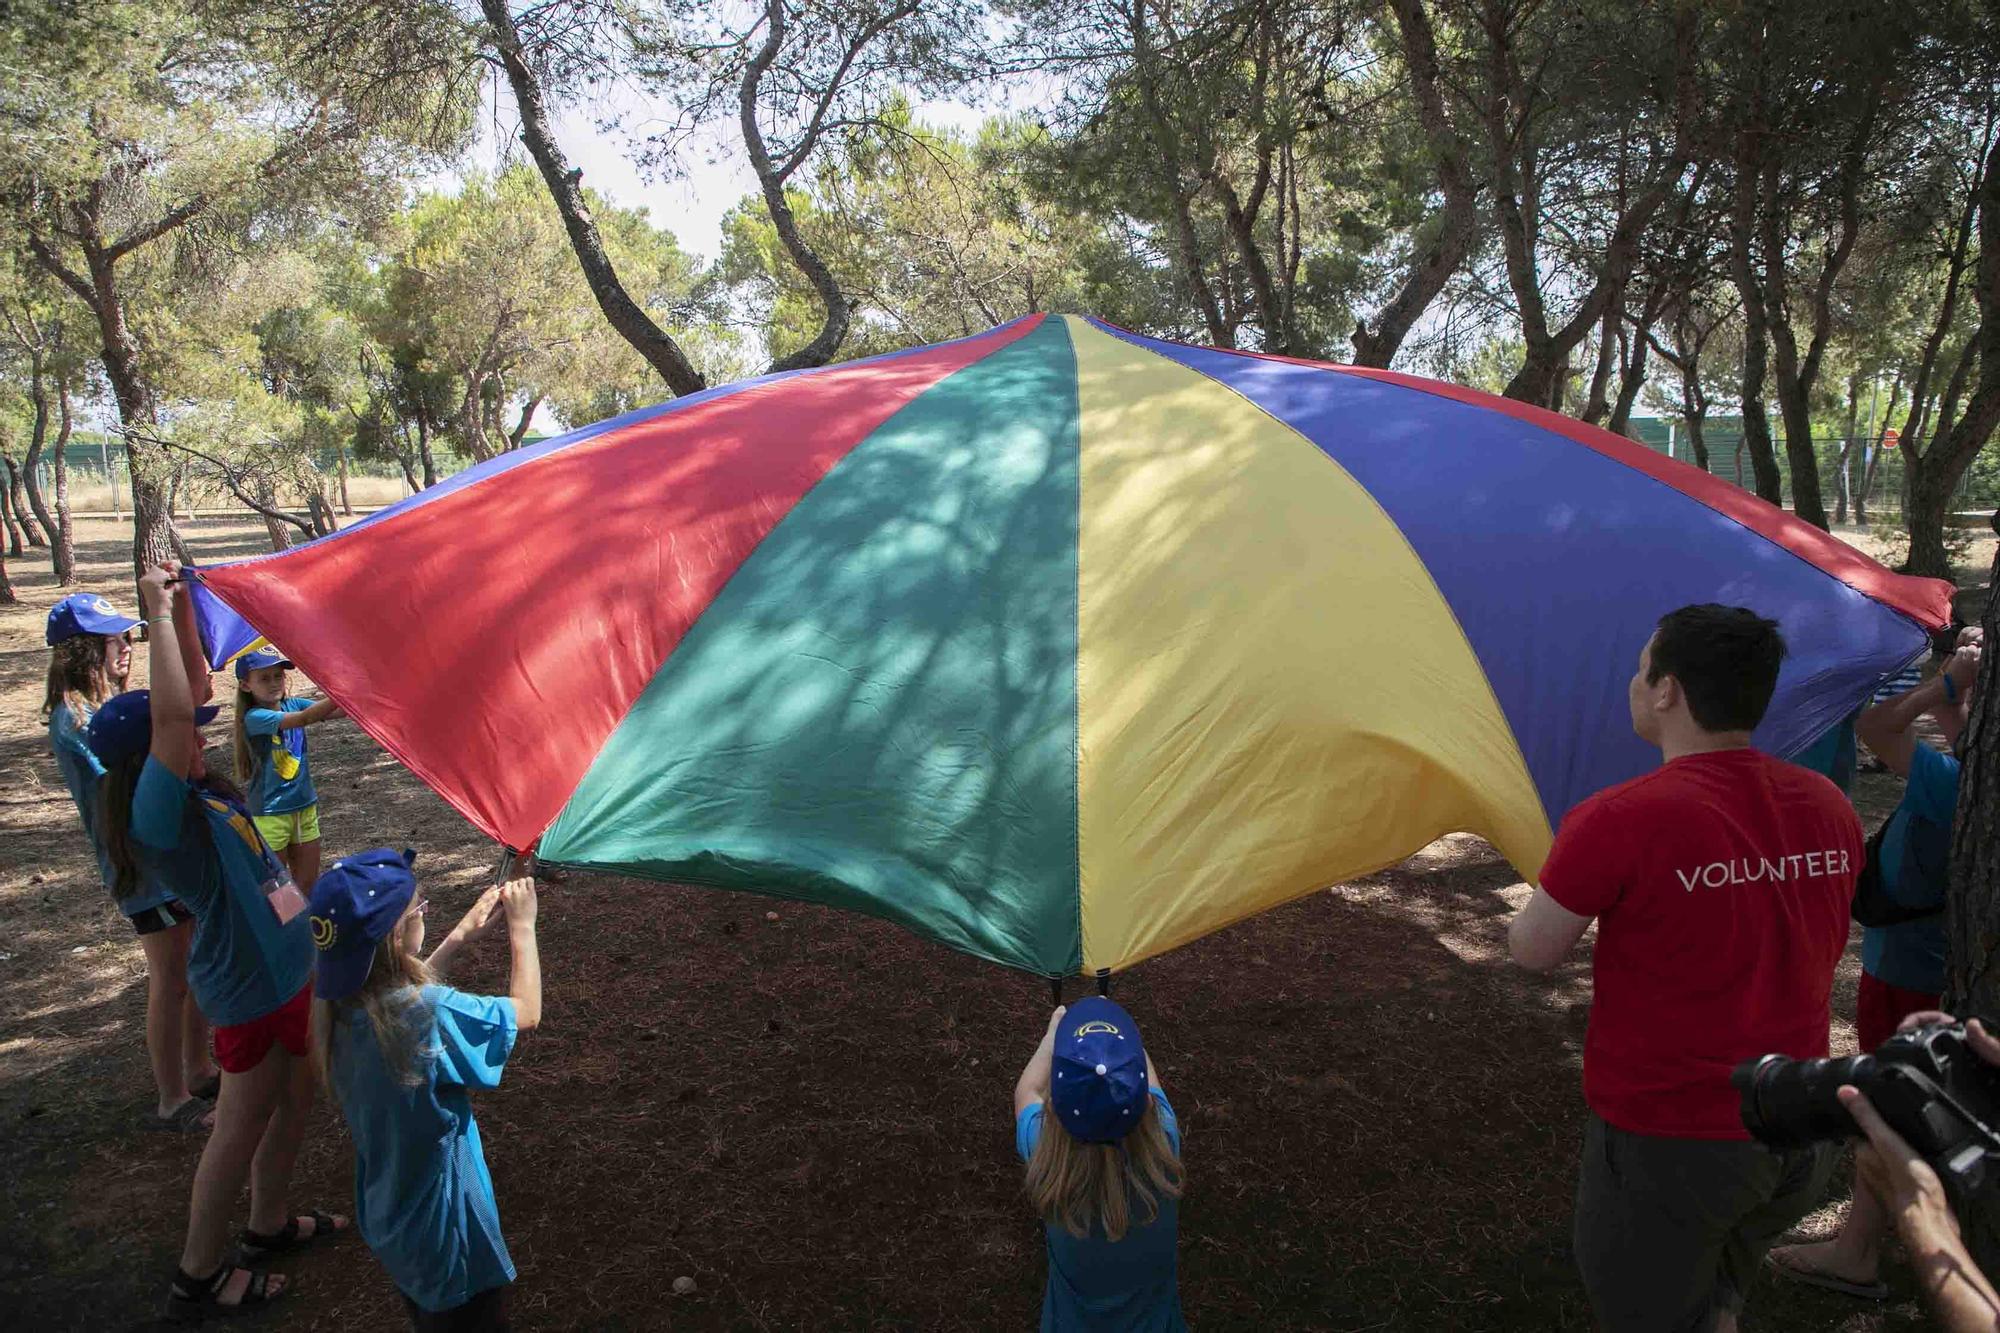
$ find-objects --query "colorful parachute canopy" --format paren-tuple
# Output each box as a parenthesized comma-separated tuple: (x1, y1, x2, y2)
(190, 314, 1951, 977)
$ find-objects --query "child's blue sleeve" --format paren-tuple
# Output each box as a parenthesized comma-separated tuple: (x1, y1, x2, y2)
(244, 707, 286, 738)
(1015, 1102, 1044, 1162)
(130, 756, 187, 850)
(1904, 747, 1961, 826)
(1151, 1088, 1182, 1154)
(426, 987, 518, 1089)
(51, 709, 107, 780)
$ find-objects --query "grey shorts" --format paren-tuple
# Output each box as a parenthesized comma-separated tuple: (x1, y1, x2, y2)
(1573, 1113, 1833, 1333)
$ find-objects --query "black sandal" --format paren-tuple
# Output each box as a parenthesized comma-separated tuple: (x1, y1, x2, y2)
(145, 1099, 214, 1134)
(165, 1264, 285, 1322)
(237, 1209, 348, 1263)
(189, 1072, 221, 1101)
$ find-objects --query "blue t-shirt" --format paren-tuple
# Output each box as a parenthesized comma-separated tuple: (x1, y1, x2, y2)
(244, 699, 317, 815)
(1015, 1088, 1185, 1333)
(128, 757, 313, 1025)
(48, 704, 174, 914)
(331, 985, 518, 1312)
(1791, 715, 1858, 795)
(1862, 744, 1959, 994)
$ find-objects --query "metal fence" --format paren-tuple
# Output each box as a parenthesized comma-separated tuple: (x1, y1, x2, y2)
(1625, 418, 1997, 520)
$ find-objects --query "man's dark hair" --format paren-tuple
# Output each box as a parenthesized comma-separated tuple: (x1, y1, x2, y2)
(1648, 604, 1787, 733)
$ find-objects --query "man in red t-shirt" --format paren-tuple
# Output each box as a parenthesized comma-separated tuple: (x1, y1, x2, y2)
(1509, 604, 1861, 1333)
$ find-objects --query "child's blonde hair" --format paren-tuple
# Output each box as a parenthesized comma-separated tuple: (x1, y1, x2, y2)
(1024, 1096, 1184, 1242)
(231, 686, 259, 787)
(310, 916, 437, 1091)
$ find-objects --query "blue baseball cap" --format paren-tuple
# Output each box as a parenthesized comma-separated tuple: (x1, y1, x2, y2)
(234, 646, 294, 681)
(84, 690, 222, 764)
(308, 848, 420, 1002)
(47, 594, 139, 645)
(1050, 996, 1150, 1143)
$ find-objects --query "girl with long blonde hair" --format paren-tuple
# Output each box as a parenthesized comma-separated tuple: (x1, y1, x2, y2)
(307, 851, 542, 1331)
(231, 646, 341, 893)
(42, 592, 217, 1129)
(1013, 997, 1186, 1330)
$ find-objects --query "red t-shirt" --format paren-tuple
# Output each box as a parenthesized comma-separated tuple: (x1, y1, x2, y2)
(1539, 748, 1861, 1139)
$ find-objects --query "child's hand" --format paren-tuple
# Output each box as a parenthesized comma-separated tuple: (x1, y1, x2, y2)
(501, 876, 538, 928)
(137, 565, 176, 618)
(452, 886, 505, 944)
(1947, 644, 1983, 690)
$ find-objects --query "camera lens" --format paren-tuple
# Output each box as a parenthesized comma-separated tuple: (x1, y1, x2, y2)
(1734, 1053, 1876, 1149)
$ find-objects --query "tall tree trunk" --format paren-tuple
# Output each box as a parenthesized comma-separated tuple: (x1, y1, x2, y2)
(0, 538, 14, 604)
(509, 394, 542, 450)
(87, 254, 174, 572)
(1608, 322, 1651, 436)
(255, 475, 292, 553)
(1946, 529, 2000, 1273)
(1580, 303, 1620, 425)
(1904, 134, 2000, 579)
(0, 462, 25, 555)
(1773, 376, 1830, 529)
(1130, 0, 1228, 347)
(337, 447, 352, 515)
(1835, 373, 1862, 525)
(20, 365, 58, 550)
(1736, 319, 1785, 504)
(1859, 372, 1903, 526)
(4, 455, 43, 546)
(1357, 2, 1480, 367)
(416, 415, 438, 489)
(477, 0, 706, 396)
(1685, 412, 1710, 473)
(734, 0, 862, 371)
(49, 379, 76, 584)
(307, 490, 337, 537)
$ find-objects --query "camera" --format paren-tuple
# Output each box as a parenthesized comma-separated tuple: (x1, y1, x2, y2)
(1733, 1022, 2000, 1191)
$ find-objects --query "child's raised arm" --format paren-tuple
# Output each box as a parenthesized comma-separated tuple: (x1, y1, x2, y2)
(272, 697, 343, 730)
(142, 566, 198, 778)
(169, 566, 212, 709)
(426, 886, 505, 976)
(502, 877, 541, 1032)
(1014, 1006, 1066, 1116)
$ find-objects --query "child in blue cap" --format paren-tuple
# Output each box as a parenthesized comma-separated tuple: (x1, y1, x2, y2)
(308, 849, 543, 1331)
(1014, 997, 1186, 1331)
(231, 645, 341, 892)
(42, 591, 218, 1128)
(92, 565, 348, 1321)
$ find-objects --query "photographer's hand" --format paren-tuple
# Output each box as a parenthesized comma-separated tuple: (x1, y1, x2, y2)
(1896, 1014, 2000, 1069)
(1844, 1085, 2000, 1331)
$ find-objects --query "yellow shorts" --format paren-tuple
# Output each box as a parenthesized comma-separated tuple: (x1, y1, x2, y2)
(253, 805, 321, 852)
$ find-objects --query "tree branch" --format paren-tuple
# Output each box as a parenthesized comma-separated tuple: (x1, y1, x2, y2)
(140, 433, 317, 536)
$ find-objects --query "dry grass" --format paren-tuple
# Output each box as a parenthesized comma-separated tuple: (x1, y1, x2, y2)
(0, 516, 1980, 1330)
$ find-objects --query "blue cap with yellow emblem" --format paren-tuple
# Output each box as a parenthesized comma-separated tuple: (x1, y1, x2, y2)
(47, 593, 139, 645)
(308, 848, 420, 1002)
(1050, 995, 1151, 1143)
(234, 646, 295, 681)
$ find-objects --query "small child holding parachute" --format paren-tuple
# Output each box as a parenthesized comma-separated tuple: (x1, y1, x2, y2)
(308, 851, 543, 1331)
(232, 646, 341, 892)
(1014, 997, 1186, 1331)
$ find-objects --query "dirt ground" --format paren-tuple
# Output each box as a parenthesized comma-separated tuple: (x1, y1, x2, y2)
(0, 517, 1990, 1332)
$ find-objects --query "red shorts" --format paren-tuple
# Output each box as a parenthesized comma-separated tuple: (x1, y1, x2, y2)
(1857, 972, 1941, 1051)
(212, 982, 313, 1074)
